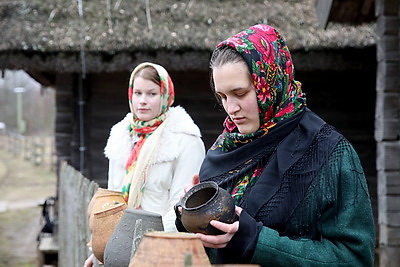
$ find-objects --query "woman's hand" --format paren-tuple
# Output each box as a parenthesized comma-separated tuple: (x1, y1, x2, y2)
(196, 206, 242, 248)
(181, 174, 200, 198)
(83, 253, 94, 267)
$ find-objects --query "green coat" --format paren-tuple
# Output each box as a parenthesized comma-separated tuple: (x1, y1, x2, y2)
(209, 139, 375, 266)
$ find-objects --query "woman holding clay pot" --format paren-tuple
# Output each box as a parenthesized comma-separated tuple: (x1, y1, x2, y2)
(176, 24, 375, 267)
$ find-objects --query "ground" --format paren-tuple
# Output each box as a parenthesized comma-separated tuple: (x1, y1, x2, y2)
(0, 148, 56, 267)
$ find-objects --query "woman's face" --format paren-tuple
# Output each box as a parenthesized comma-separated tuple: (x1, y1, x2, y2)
(131, 76, 161, 121)
(213, 61, 260, 134)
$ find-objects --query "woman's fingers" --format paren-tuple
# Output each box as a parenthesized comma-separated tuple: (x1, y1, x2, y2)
(183, 184, 192, 194)
(210, 220, 238, 234)
(182, 174, 200, 195)
(235, 206, 243, 216)
(192, 173, 200, 185)
(196, 220, 239, 248)
(197, 232, 230, 248)
(83, 253, 94, 267)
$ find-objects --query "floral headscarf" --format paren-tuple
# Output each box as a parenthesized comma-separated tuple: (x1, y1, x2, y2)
(128, 62, 175, 134)
(122, 62, 175, 207)
(213, 24, 306, 150)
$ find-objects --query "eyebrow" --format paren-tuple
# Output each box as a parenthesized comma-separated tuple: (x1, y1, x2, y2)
(133, 87, 159, 92)
(215, 86, 248, 94)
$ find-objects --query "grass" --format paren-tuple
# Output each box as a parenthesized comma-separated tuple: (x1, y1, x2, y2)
(0, 147, 56, 266)
(0, 208, 42, 267)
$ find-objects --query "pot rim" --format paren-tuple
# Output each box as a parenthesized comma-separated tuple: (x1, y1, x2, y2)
(182, 181, 219, 211)
(93, 202, 127, 217)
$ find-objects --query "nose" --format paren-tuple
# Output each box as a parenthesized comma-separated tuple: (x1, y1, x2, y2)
(138, 94, 147, 104)
(225, 97, 240, 115)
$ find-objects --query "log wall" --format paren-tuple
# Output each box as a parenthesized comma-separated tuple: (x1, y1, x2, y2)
(375, 0, 400, 266)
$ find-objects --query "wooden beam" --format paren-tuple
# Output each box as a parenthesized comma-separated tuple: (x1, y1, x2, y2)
(26, 70, 56, 87)
(317, 0, 376, 27)
(316, 0, 334, 29)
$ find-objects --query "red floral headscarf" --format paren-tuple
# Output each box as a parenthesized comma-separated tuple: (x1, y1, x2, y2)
(218, 24, 306, 135)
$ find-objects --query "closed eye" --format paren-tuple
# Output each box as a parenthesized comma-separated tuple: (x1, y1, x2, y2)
(236, 91, 247, 97)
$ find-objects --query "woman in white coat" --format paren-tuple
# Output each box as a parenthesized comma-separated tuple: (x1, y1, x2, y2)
(85, 62, 205, 266)
(105, 62, 205, 231)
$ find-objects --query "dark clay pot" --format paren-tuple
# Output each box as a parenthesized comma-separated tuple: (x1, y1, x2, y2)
(174, 181, 237, 235)
(103, 209, 164, 267)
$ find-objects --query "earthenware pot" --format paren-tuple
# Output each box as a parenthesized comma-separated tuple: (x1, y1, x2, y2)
(91, 202, 127, 264)
(87, 188, 125, 230)
(174, 181, 237, 235)
(103, 209, 164, 267)
(129, 231, 211, 267)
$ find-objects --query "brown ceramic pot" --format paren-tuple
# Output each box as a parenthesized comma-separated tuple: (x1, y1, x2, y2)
(174, 181, 237, 235)
(91, 202, 127, 264)
(87, 188, 125, 231)
(129, 231, 211, 267)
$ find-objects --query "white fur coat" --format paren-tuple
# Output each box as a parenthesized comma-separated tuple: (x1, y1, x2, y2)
(104, 106, 205, 231)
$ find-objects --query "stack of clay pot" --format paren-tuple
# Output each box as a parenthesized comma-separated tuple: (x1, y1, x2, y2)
(87, 188, 127, 264)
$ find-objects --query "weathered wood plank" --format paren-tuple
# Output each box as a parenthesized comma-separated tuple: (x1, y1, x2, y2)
(375, 0, 400, 17)
(379, 224, 400, 245)
(376, 62, 400, 92)
(375, 92, 399, 120)
(378, 171, 400, 195)
(58, 161, 99, 267)
(378, 196, 400, 214)
(315, 0, 334, 28)
(379, 246, 400, 267)
(379, 211, 400, 227)
(376, 142, 400, 171)
(377, 16, 399, 36)
(377, 36, 400, 61)
(375, 119, 400, 142)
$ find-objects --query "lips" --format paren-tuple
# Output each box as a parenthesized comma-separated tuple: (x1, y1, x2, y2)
(232, 117, 245, 124)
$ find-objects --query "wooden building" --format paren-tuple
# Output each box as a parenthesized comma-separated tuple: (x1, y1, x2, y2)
(317, 0, 400, 266)
(0, 0, 386, 263)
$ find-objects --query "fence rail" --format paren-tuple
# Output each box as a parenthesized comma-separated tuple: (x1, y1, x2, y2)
(0, 131, 56, 171)
(58, 161, 99, 267)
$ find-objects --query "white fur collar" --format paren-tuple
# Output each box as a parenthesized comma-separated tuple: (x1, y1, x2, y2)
(104, 106, 202, 164)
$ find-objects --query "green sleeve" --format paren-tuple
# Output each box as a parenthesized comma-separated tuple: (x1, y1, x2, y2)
(251, 143, 375, 267)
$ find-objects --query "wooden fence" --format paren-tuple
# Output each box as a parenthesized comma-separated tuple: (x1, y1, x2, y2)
(57, 161, 99, 267)
(0, 131, 57, 171)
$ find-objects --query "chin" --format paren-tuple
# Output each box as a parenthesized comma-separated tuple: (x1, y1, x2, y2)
(238, 129, 252, 135)
(136, 114, 152, 121)
(238, 126, 259, 135)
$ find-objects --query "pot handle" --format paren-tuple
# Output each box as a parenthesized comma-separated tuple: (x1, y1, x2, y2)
(174, 199, 183, 220)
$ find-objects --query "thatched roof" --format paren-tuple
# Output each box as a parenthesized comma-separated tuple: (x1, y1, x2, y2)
(0, 0, 376, 72)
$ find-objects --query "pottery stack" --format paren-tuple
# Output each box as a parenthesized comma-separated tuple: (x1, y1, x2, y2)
(87, 188, 127, 264)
